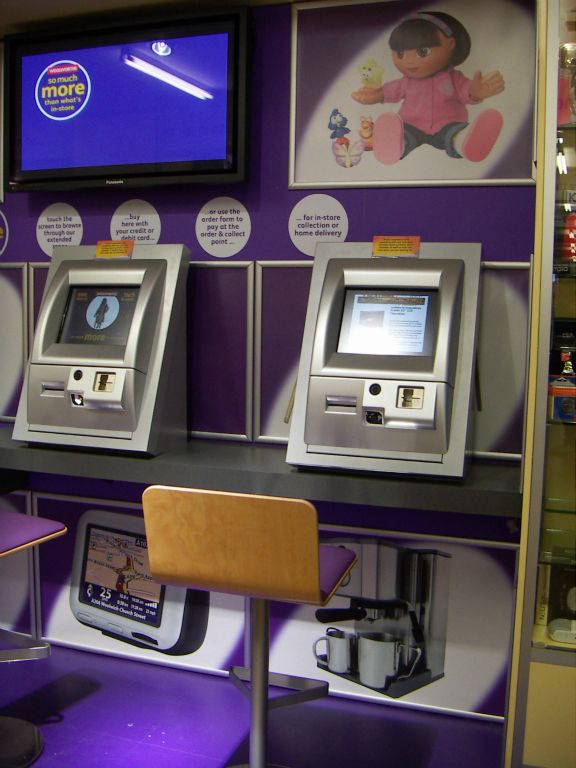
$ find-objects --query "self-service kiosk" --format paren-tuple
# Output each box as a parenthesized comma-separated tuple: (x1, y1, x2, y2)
(287, 242, 482, 477)
(13, 244, 189, 454)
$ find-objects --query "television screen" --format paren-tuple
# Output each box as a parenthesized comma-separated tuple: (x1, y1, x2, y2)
(58, 286, 139, 345)
(78, 523, 164, 628)
(5, 12, 247, 190)
(338, 288, 438, 357)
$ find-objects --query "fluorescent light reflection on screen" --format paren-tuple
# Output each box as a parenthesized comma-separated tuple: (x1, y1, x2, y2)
(122, 53, 213, 100)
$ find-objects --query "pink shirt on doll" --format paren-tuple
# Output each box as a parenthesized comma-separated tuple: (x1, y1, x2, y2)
(377, 70, 481, 135)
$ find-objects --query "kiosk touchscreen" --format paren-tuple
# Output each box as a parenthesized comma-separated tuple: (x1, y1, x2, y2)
(13, 244, 189, 454)
(287, 242, 482, 477)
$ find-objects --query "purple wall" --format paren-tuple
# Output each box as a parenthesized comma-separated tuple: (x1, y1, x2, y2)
(0, 5, 535, 264)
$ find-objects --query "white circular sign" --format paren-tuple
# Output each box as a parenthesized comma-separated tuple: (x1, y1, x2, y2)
(110, 199, 161, 243)
(35, 60, 91, 121)
(196, 197, 251, 258)
(36, 203, 83, 257)
(288, 194, 348, 256)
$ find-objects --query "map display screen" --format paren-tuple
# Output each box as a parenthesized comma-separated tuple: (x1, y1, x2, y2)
(78, 524, 164, 627)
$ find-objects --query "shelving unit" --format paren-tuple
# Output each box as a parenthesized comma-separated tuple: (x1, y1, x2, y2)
(505, 2, 576, 766)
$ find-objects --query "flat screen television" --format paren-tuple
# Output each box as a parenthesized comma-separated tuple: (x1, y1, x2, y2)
(4, 10, 248, 191)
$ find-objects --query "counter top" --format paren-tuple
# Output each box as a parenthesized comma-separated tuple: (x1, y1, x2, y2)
(0, 427, 522, 518)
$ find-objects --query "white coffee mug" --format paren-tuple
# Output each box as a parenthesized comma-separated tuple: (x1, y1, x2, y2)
(313, 627, 352, 674)
(358, 634, 396, 688)
(358, 634, 422, 689)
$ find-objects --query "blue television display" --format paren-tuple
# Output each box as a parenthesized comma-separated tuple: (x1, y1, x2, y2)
(4, 11, 248, 190)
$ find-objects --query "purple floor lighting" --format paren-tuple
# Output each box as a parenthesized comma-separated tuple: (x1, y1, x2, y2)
(0, 645, 504, 767)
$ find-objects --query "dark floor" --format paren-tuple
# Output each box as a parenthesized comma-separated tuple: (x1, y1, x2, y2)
(0, 645, 504, 767)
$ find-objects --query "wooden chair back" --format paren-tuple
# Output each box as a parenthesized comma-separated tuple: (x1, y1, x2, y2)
(142, 486, 324, 604)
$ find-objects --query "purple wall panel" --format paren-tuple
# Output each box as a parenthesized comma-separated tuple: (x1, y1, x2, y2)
(475, 268, 531, 455)
(0, 492, 32, 634)
(188, 266, 248, 436)
(36, 497, 86, 624)
(32, 265, 48, 325)
(0, 266, 25, 418)
(259, 264, 312, 435)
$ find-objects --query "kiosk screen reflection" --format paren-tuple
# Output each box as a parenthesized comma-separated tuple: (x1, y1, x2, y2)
(338, 289, 437, 357)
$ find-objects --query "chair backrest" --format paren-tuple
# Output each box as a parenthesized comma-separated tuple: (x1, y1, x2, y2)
(142, 485, 324, 604)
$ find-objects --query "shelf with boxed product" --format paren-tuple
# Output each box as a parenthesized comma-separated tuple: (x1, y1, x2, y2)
(534, 548, 576, 650)
(543, 423, 576, 512)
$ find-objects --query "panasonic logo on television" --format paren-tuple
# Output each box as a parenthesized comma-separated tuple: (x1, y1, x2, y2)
(105, 179, 125, 185)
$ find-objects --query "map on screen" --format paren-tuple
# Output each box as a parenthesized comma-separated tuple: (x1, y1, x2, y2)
(79, 525, 163, 627)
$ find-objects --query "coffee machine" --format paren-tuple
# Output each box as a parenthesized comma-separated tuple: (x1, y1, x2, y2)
(315, 539, 451, 698)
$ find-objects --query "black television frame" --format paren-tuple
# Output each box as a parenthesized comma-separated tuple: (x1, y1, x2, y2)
(3, 9, 248, 192)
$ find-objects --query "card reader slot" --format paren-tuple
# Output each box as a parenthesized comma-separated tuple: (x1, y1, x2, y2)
(326, 395, 357, 413)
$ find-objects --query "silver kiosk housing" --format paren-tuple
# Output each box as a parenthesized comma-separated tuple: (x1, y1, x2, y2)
(287, 243, 482, 478)
(13, 244, 189, 454)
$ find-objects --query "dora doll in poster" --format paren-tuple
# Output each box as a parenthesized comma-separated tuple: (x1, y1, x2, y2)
(352, 11, 505, 164)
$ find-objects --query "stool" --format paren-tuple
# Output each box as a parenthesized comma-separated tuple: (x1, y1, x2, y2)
(142, 485, 356, 768)
(0, 507, 67, 768)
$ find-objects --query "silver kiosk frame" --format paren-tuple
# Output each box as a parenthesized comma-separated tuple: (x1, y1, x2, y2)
(287, 242, 482, 478)
(13, 244, 189, 454)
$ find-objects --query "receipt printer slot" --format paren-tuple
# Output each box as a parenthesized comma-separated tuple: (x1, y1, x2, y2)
(41, 382, 65, 397)
(326, 395, 357, 413)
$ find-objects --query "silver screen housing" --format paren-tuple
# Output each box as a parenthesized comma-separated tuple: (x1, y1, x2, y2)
(310, 257, 463, 384)
(31, 259, 166, 372)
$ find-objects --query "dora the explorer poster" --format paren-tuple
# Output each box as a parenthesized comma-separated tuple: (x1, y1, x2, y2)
(290, 0, 536, 186)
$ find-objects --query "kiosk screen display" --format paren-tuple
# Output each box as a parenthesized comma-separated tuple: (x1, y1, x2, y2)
(78, 523, 164, 628)
(338, 289, 437, 356)
(58, 286, 139, 345)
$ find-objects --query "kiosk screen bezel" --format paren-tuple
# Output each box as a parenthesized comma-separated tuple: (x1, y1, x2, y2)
(32, 259, 166, 368)
(310, 257, 463, 382)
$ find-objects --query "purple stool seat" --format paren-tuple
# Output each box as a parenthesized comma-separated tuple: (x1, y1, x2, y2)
(0, 508, 67, 558)
(319, 544, 356, 603)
